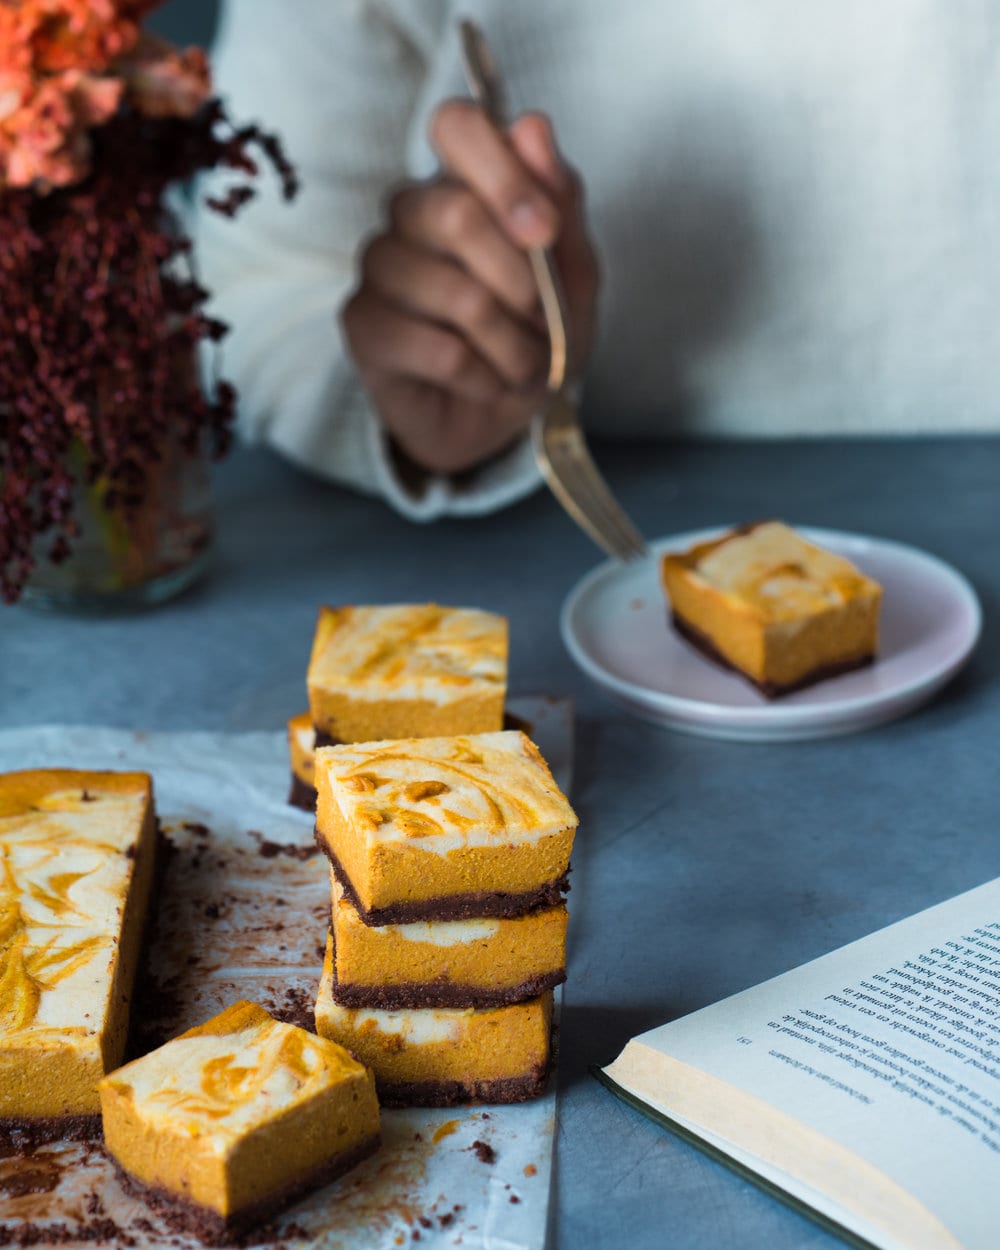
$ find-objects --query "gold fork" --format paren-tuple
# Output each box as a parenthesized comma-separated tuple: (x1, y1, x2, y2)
(459, 20, 648, 564)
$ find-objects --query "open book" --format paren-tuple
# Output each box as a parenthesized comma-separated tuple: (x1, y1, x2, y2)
(597, 879, 1000, 1250)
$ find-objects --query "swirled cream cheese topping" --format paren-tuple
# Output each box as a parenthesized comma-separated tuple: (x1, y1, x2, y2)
(693, 522, 877, 620)
(308, 604, 507, 705)
(100, 1002, 365, 1150)
(0, 774, 150, 1039)
(318, 730, 577, 853)
(320, 998, 469, 1046)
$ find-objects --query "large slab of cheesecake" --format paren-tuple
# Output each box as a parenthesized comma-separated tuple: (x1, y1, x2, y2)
(0, 769, 157, 1140)
(662, 520, 883, 696)
(99, 1001, 380, 1243)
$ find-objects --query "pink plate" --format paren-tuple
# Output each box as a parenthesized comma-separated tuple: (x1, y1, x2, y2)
(561, 527, 981, 741)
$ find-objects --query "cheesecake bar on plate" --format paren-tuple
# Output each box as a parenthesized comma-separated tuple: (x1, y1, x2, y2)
(99, 1001, 380, 1243)
(315, 938, 552, 1107)
(313, 729, 578, 925)
(327, 872, 568, 1009)
(307, 603, 507, 746)
(661, 520, 883, 697)
(0, 769, 157, 1142)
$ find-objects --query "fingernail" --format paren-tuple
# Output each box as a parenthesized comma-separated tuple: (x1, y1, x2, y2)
(509, 198, 554, 244)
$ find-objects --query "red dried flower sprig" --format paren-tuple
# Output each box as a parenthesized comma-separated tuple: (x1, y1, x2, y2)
(0, 102, 298, 603)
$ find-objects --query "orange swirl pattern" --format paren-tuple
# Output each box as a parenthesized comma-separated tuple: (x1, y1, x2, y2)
(0, 777, 146, 1035)
(325, 731, 576, 844)
(309, 604, 507, 692)
(106, 1004, 364, 1139)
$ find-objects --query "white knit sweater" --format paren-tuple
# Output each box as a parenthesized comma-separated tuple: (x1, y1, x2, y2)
(194, 1, 1000, 517)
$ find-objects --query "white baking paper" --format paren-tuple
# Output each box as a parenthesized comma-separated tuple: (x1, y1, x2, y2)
(0, 696, 571, 1250)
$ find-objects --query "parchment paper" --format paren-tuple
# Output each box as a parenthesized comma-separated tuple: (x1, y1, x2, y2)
(0, 697, 571, 1250)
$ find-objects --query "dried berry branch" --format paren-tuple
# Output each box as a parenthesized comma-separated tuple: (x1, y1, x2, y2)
(0, 102, 297, 603)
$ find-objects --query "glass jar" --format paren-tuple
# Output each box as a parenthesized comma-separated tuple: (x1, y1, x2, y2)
(21, 433, 213, 613)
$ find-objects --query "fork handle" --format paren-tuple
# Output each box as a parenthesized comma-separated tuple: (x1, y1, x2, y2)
(528, 250, 569, 390)
(459, 19, 570, 392)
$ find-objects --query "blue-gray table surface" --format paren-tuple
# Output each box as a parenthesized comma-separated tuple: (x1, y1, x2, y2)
(2, 437, 998, 1250)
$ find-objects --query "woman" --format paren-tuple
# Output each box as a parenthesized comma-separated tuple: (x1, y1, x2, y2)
(195, 2, 1000, 518)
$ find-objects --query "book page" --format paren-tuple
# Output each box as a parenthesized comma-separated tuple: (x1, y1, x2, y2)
(604, 879, 1000, 1250)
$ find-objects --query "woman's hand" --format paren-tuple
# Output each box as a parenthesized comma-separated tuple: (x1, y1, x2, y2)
(341, 102, 598, 476)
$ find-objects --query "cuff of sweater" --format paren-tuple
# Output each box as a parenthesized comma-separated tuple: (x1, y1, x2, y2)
(359, 388, 543, 521)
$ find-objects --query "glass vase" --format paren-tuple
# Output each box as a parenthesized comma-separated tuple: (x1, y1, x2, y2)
(22, 435, 214, 613)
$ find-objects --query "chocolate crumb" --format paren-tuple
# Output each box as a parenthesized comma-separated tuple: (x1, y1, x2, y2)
(248, 831, 319, 861)
(419, 1216, 432, 1229)
(469, 1140, 495, 1165)
(509, 1195, 520, 1204)
(438, 1213, 454, 1228)
(182, 822, 210, 837)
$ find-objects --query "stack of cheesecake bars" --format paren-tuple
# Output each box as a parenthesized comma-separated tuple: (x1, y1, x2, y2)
(292, 603, 578, 1106)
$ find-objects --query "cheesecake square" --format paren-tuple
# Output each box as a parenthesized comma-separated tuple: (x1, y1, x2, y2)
(314, 730, 577, 925)
(328, 872, 568, 1009)
(98, 1001, 380, 1243)
(307, 603, 507, 745)
(0, 769, 157, 1142)
(661, 520, 882, 697)
(287, 710, 317, 811)
(316, 936, 552, 1107)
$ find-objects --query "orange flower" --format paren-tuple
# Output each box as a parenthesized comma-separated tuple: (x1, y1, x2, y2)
(0, 68, 122, 189)
(0, 0, 161, 77)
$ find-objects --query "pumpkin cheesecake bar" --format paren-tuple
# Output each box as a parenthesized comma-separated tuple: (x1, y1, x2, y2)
(661, 520, 882, 697)
(99, 1001, 380, 1243)
(314, 730, 577, 925)
(287, 711, 317, 811)
(328, 873, 567, 1009)
(307, 603, 507, 745)
(316, 937, 552, 1106)
(0, 769, 157, 1142)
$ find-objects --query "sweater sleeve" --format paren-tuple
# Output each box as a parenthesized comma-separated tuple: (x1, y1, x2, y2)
(192, 0, 542, 520)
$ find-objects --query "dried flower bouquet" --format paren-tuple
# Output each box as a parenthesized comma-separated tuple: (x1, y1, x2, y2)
(0, 0, 297, 604)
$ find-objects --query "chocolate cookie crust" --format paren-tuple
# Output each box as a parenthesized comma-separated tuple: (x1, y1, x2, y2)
(0, 1112, 102, 1148)
(328, 965, 566, 1011)
(671, 611, 875, 699)
(287, 772, 317, 812)
(376, 1067, 549, 1109)
(316, 830, 569, 926)
(111, 1132, 380, 1245)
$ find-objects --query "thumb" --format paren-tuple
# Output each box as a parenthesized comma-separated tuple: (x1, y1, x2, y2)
(509, 112, 572, 202)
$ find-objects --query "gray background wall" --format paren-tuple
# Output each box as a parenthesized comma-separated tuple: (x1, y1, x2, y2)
(150, 0, 219, 48)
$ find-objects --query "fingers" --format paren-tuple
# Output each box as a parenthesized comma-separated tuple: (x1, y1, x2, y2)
(342, 287, 502, 404)
(430, 100, 559, 247)
(367, 377, 535, 476)
(390, 181, 539, 322)
(361, 234, 548, 390)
